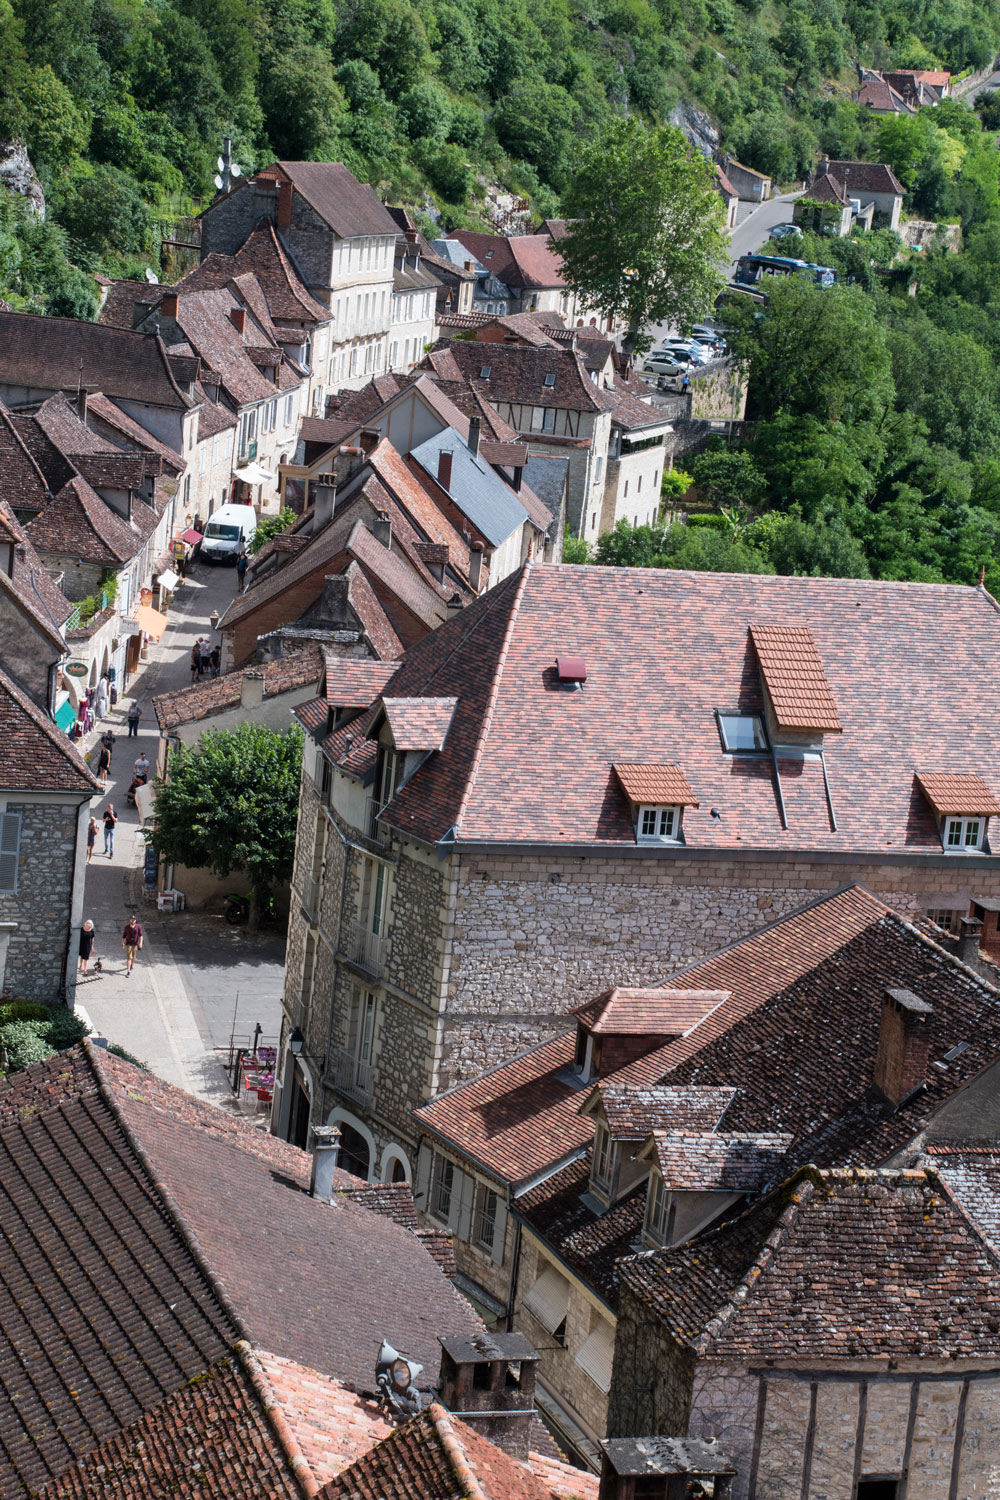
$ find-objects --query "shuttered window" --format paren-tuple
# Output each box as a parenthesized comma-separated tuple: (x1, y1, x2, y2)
(0, 812, 21, 893)
(523, 1265, 570, 1334)
(575, 1318, 615, 1393)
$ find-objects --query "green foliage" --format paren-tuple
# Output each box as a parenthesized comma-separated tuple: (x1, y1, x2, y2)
(0, 999, 88, 1074)
(660, 468, 694, 499)
(689, 446, 766, 509)
(248, 507, 296, 555)
(562, 529, 591, 564)
(144, 722, 303, 908)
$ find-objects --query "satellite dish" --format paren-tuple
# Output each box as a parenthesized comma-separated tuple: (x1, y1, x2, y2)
(231, 163, 242, 178)
(214, 174, 224, 190)
(217, 155, 225, 170)
(144, 267, 159, 285)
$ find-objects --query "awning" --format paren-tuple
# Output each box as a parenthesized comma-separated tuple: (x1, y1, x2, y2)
(55, 698, 77, 733)
(131, 604, 168, 641)
(181, 528, 203, 545)
(234, 462, 275, 485)
(158, 569, 180, 593)
(135, 780, 155, 825)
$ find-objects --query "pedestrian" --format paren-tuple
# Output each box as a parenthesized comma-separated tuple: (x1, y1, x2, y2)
(97, 741, 112, 784)
(103, 803, 118, 857)
(86, 815, 98, 864)
(198, 637, 211, 674)
(133, 751, 150, 782)
(101, 729, 115, 761)
(210, 644, 221, 678)
(236, 551, 248, 592)
(121, 914, 143, 976)
(190, 643, 200, 683)
(681, 372, 691, 396)
(95, 675, 109, 719)
(126, 700, 142, 737)
(78, 919, 96, 976)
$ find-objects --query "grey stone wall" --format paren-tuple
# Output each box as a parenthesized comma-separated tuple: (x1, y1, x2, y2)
(607, 1280, 695, 1438)
(0, 602, 57, 707)
(0, 798, 81, 1002)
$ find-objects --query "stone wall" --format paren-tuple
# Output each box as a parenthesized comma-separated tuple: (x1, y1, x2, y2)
(607, 1281, 695, 1438)
(689, 364, 747, 422)
(0, 798, 81, 1002)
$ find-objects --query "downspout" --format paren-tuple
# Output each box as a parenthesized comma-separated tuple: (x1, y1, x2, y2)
(322, 807, 354, 1107)
(505, 1202, 522, 1332)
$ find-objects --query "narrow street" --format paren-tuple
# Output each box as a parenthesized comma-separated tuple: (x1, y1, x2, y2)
(75, 557, 286, 1103)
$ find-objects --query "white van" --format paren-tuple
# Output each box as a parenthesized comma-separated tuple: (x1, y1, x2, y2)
(200, 504, 257, 564)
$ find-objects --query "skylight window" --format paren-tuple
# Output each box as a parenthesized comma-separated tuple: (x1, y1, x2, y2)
(479, 365, 491, 379)
(543, 373, 556, 387)
(717, 713, 768, 753)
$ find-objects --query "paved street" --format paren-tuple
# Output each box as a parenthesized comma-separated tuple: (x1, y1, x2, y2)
(75, 557, 286, 1103)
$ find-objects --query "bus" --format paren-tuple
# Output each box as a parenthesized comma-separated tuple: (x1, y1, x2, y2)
(733, 254, 838, 289)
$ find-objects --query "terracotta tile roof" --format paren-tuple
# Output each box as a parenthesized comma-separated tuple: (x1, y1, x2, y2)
(0, 402, 55, 512)
(574, 988, 727, 1036)
(422, 342, 612, 415)
(715, 163, 737, 197)
(35, 1356, 301, 1500)
(748, 623, 842, 732)
(620, 1166, 1000, 1359)
(0, 664, 101, 794)
(528, 1450, 599, 1500)
(596, 1084, 737, 1139)
(505, 237, 568, 290)
(0, 312, 191, 410)
(318, 1402, 577, 1500)
(97, 278, 155, 329)
(27, 475, 154, 566)
(613, 763, 699, 807)
(646, 1130, 793, 1190)
(0, 500, 72, 635)
(807, 171, 850, 204)
(258, 162, 400, 239)
(85, 394, 184, 471)
(366, 439, 477, 585)
(517, 1154, 644, 1307)
(153, 646, 324, 731)
(916, 771, 1000, 816)
(413, 1033, 593, 1184)
(480, 439, 529, 467)
(373, 564, 1000, 850)
(858, 77, 912, 110)
(451, 231, 521, 286)
(345, 519, 454, 630)
(254, 1351, 393, 1487)
(169, 289, 284, 408)
(828, 159, 906, 197)
(326, 655, 400, 705)
(379, 695, 458, 751)
(607, 373, 666, 433)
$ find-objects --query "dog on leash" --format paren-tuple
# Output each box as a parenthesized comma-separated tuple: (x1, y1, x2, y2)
(93, 958, 103, 974)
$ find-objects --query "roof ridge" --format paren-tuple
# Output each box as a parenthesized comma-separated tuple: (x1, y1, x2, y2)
(234, 1339, 321, 1498)
(923, 1166, 1000, 1273)
(452, 563, 532, 837)
(84, 1038, 252, 1344)
(427, 1403, 490, 1500)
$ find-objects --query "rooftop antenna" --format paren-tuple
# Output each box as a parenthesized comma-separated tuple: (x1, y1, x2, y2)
(144, 267, 159, 284)
(216, 137, 244, 197)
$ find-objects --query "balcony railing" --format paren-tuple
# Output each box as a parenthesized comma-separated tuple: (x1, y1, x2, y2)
(364, 797, 391, 850)
(301, 875, 319, 923)
(334, 1047, 373, 1107)
(344, 919, 384, 978)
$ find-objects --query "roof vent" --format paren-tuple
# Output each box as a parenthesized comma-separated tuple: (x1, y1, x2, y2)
(556, 656, 587, 688)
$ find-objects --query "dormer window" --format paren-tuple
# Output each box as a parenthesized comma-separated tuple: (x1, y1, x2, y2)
(592, 1122, 615, 1190)
(916, 773, 1000, 855)
(614, 763, 698, 843)
(638, 804, 679, 843)
(717, 713, 767, 753)
(644, 1169, 675, 1247)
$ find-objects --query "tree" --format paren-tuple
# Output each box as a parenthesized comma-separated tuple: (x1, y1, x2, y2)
(144, 723, 303, 926)
(557, 118, 728, 357)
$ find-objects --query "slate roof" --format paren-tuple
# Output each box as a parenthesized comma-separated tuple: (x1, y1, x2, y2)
(261, 162, 400, 239)
(645, 1130, 794, 1190)
(596, 1085, 737, 1140)
(422, 342, 613, 415)
(413, 1033, 594, 1184)
(612, 763, 699, 807)
(574, 988, 728, 1037)
(522, 456, 569, 517)
(409, 430, 532, 546)
(748, 623, 842, 733)
(915, 772, 1000, 816)
(364, 563, 1000, 851)
(0, 665, 100, 794)
(0, 312, 191, 409)
(925, 1143, 1000, 1255)
(153, 645, 325, 731)
(620, 1166, 1000, 1359)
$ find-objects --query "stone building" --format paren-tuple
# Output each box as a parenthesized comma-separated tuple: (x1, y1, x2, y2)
(271, 562, 1000, 1189)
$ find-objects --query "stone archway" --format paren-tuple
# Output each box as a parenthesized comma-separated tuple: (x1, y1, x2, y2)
(379, 1143, 412, 1184)
(327, 1106, 377, 1182)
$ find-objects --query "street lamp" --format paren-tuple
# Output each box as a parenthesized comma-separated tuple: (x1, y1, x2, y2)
(289, 1026, 305, 1056)
(209, 609, 220, 631)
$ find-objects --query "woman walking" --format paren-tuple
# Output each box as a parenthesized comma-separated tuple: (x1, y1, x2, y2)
(103, 803, 118, 858)
(78, 919, 96, 976)
(97, 739, 112, 785)
(86, 816, 98, 863)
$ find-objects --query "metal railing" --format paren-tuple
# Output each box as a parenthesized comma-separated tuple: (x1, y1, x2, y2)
(364, 797, 391, 850)
(65, 589, 113, 631)
(334, 1046, 373, 1106)
(344, 918, 384, 977)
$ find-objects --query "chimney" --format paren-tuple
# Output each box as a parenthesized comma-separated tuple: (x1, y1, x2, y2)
(372, 510, 392, 550)
(512, 466, 523, 492)
(820, 152, 831, 176)
(404, 229, 418, 243)
(467, 416, 481, 456)
(359, 428, 380, 455)
(469, 540, 485, 592)
(161, 291, 178, 320)
(415, 540, 448, 581)
(313, 473, 337, 531)
(309, 1123, 341, 1201)
(229, 307, 247, 336)
(437, 1334, 540, 1460)
(240, 671, 265, 709)
(874, 987, 933, 1108)
(277, 179, 294, 228)
(438, 449, 453, 490)
(599, 1439, 736, 1500)
(958, 915, 983, 969)
(77, 388, 88, 424)
(464, 260, 476, 272)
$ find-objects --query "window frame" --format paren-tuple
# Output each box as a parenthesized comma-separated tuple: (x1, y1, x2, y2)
(432, 1153, 454, 1221)
(474, 1184, 499, 1253)
(591, 1122, 615, 1191)
(645, 1170, 670, 1242)
(943, 815, 987, 852)
(717, 710, 769, 755)
(636, 804, 680, 844)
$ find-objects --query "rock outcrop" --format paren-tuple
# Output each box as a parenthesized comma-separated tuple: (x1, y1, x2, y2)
(0, 139, 45, 218)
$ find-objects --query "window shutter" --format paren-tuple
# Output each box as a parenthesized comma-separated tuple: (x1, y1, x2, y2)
(453, 1168, 475, 1240)
(0, 812, 21, 893)
(523, 1265, 570, 1333)
(491, 1195, 508, 1265)
(414, 1143, 432, 1214)
(575, 1319, 615, 1393)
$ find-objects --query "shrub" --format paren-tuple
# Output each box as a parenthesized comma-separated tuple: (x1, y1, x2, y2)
(0, 999, 88, 1074)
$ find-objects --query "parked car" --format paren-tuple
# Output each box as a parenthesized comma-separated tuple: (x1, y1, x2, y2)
(659, 339, 713, 365)
(640, 353, 689, 377)
(770, 223, 803, 241)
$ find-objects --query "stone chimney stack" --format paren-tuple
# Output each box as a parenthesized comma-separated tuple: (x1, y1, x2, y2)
(309, 1124, 342, 1201)
(277, 180, 294, 228)
(372, 510, 392, 550)
(437, 1334, 539, 1459)
(240, 671, 265, 710)
(958, 915, 983, 969)
(874, 987, 933, 1108)
(469, 540, 485, 592)
(468, 416, 481, 456)
(312, 474, 337, 531)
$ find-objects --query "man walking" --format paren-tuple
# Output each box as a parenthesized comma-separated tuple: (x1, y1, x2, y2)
(133, 751, 150, 783)
(127, 700, 142, 737)
(121, 914, 143, 976)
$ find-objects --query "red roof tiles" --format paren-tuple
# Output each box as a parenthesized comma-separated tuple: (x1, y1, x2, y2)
(645, 1130, 793, 1190)
(153, 645, 325, 731)
(379, 695, 458, 750)
(749, 623, 842, 732)
(0, 665, 101, 794)
(595, 1084, 737, 1139)
(326, 656, 401, 706)
(613, 763, 699, 807)
(916, 772, 1000, 817)
(574, 988, 727, 1036)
